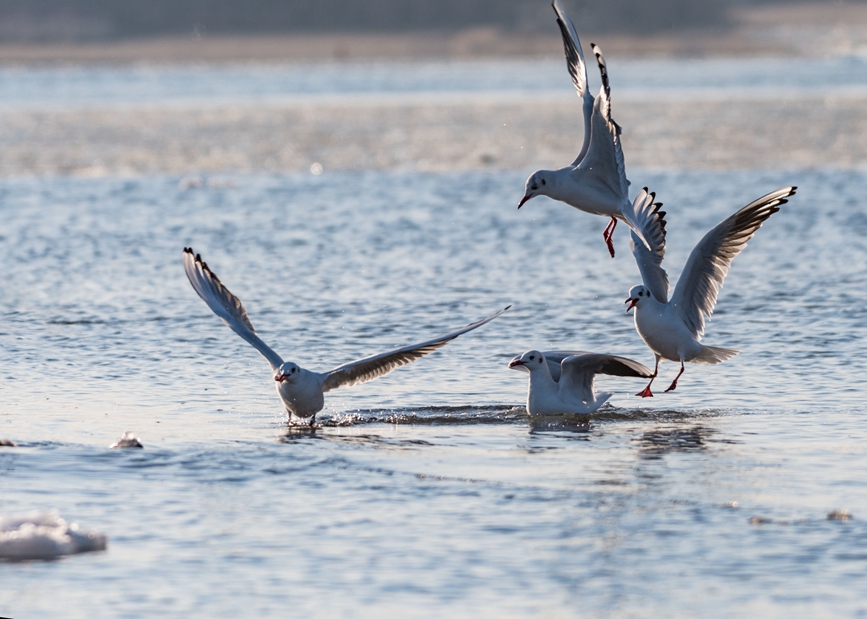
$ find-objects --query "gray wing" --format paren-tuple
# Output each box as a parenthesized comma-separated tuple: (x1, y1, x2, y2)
(559, 353, 654, 403)
(574, 44, 629, 201)
(670, 187, 796, 337)
(552, 0, 594, 167)
(628, 188, 670, 302)
(183, 247, 284, 371)
(320, 306, 509, 392)
(539, 350, 591, 382)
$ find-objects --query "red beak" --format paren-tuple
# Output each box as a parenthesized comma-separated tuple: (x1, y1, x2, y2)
(625, 298, 638, 314)
(509, 359, 525, 368)
(517, 195, 531, 209)
(274, 374, 285, 382)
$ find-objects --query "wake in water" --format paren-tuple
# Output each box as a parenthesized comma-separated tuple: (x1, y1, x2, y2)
(283, 404, 728, 430)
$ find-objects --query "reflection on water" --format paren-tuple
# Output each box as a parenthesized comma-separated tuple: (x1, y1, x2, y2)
(527, 414, 592, 435)
(636, 424, 716, 458)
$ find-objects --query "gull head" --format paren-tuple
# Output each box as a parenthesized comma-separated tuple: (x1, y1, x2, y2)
(275, 362, 301, 383)
(518, 171, 550, 208)
(509, 350, 546, 373)
(625, 285, 651, 314)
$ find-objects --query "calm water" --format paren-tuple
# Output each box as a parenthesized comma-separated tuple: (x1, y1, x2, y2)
(1, 60, 867, 618)
(2, 54, 867, 109)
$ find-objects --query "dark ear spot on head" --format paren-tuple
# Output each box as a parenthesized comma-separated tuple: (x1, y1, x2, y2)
(539, 357, 543, 363)
(541, 179, 546, 185)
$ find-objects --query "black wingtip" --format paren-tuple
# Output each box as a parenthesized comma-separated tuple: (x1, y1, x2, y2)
(504, 304, 512, 311)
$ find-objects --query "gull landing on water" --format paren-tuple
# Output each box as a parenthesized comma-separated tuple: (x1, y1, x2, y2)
(183, 248, 509, 424)
(518, 0, 659, 258)
(509, 350, 653, 415)
(624, 186, 797, 397)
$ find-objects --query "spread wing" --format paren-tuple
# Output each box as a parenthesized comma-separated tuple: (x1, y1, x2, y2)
(628, 188, 670, 302)
(559, 353, 653, 403)
(320, 306, 509, 392)
(552, 0, 595, 166)
(183, 247, 284, 371)
(539, 350, 591, 382)
(574, 44, 629, 201)
(670, 187, 796, 337)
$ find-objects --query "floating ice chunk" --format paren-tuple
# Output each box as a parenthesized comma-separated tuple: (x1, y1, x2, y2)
(0, 511, 107, 561)
(109, 432, 143, 449)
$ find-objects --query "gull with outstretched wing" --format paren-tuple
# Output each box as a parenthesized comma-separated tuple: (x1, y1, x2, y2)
(183, 248, 509, 424)
(624, 187, 797, 397)
(518, 0, 661, 258)
(509, 350, 652, 415)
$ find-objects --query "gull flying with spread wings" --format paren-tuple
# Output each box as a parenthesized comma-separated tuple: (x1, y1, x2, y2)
(183, 248, 509, 424)
(624, 187, 797, 397)
(518, 0, 660, 258)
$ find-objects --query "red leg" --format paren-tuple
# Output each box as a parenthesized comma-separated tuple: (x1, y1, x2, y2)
(602, 217, 617, 258)
(664, 361, 685, 393)
(636, 357, 659, 398)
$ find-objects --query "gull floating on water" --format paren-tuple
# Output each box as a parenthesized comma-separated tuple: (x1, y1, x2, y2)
(109, 432, 143, 449)
(509, 350, 652, 415)
(183, 248, 509, 424)
(625, 186, 797, 397)
(518, 0, 660, 258)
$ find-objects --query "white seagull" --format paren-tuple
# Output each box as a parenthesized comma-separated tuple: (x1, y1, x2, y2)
(518, 0, 657, 258)
(183, 248, 509, 423)
(509, 350, 653, 415)
(624, 186, 797, 397)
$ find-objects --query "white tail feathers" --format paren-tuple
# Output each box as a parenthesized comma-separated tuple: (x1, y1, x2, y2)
(693, 345, 739, 365)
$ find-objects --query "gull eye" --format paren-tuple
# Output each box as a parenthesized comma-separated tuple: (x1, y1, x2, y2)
(531, 184, 538, 191)
(638, 291, 643, 296)
(529, 355, 535, 360)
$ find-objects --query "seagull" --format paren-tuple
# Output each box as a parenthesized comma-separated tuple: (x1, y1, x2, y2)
(624, 186, 797, 397)
(183, 248, 509, 424)
(518, 0, 658, 258)
(509, 350, 653, 415)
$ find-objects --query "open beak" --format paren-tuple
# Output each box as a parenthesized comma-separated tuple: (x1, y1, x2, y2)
(517, 195, 531, 209)
(508, 359, 525, 368)
(625, 297, 638, 314)
(274, 374, 285, 382)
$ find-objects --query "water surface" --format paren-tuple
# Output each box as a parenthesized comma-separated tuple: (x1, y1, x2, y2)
(1, 167, 866, 617)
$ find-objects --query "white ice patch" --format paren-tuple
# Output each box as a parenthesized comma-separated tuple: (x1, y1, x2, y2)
(0, 511, 107, 561)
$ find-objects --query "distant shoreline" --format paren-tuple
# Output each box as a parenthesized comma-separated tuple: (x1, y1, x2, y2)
(0, 3, 865, 65)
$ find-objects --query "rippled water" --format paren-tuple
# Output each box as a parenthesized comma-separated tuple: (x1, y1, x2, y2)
(2, 60, 867, 617)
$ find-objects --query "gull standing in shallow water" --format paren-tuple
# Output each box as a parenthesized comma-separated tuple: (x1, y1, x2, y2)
(518, 0, 660, 258)
(509, 350, 653, 415)
(183, 248, 509, 424)
(624, 186, 797, 397)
